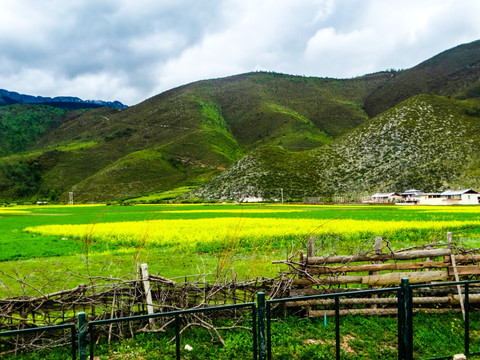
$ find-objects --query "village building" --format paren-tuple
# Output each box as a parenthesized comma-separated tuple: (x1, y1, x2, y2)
(419, 189, 479, 205)
(241, 196, 264, 203)
(371, 189, 479, 205)
(370, 192, 402, 203)
(417, 193, 443, 205)
(399, 189, 425, 204)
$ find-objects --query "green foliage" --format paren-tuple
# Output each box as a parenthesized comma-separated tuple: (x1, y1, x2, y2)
(6, 313, 477, 359)
(0, 158, 41, 198)
(104, 127, 136, 141)
(0, 104, 66, 155)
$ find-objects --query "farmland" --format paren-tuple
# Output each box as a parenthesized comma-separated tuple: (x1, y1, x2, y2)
(2, 203, 480, 359)
(1, 203, 480, 298)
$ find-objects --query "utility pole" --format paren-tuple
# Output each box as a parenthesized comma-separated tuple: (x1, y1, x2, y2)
(69, 192, 74, 205)
(280, 188, 284, 204)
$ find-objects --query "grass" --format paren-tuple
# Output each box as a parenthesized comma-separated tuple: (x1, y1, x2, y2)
(123, 186, 198, 203)
(1, 204, 480, 297)
(4, 311, 480, 359)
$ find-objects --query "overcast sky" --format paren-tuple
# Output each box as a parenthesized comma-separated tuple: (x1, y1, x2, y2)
(1, 0, 480, 106)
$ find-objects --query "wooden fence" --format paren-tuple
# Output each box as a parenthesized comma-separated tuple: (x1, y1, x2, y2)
(274, 232, 480, 317)
(2, 232, 480, 329)
(0, 269, 288, 332)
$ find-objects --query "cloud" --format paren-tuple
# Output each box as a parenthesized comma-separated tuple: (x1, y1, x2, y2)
(155, 0, 335, 93)
(1, 0, 480, 105)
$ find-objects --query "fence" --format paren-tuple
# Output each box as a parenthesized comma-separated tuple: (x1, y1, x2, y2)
(0, 271, 279, 333)
(2, 278, 480, 360)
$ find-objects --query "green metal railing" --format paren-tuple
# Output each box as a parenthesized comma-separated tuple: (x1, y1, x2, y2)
(0, 323, 76, 359)
(84, 302, 257, 360)
(264, 286, 401, 360)
(2, 279, 480, 359)
(411, 280, 480, 360)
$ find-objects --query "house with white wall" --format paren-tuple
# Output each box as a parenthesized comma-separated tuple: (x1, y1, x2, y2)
(418, 189, 479, 205)
(371, 192, 402, 203)
(400, 189, 425, 204)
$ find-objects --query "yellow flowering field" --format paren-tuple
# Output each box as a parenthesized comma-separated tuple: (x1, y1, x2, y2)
(2, 204, 480, 297)
(25, 217, 480, 250)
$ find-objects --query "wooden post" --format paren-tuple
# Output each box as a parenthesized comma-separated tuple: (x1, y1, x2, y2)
(141, 263, 155, 327)
(307, 237, 314, 259)
(371, 237, 382, 308)
(447, 232, 465, 319)
(374, 237, 382, 256)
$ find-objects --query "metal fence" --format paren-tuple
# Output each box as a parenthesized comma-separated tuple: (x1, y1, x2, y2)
(1, 278, 480, 360)
(262, 286, 401, 360)
(410, 280, 480, 360)
(83, 302, 257, 360)
(0, 323, 76, 359)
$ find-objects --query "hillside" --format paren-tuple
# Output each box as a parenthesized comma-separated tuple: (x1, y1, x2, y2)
(0, 105, 70, 156)
(0, 72, 388, 203)
(193, 95, 480, 201)
(364, 40, 480, 117)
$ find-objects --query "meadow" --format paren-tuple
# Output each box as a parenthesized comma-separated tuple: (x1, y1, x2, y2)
(1, 203, 480, 298)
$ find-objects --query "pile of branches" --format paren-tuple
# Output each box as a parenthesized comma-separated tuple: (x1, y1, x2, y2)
(0, 269, 292, 356)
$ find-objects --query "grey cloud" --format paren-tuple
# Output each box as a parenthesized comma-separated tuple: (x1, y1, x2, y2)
(1, 0, 480, 105)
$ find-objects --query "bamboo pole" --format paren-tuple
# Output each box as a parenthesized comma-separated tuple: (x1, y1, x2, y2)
(309, 307, 461, 317)
(304, 261, 449, 274)
(371, 237, 382, 309)
(447, 266, 480, 276)
(286, 294, 480, 307)
(307, 237, 314, 259)
(448, 232, 465, 320)
(453, 255, 480, 262)
(307, 248, 452, 265)
(292, 270, 448, 286)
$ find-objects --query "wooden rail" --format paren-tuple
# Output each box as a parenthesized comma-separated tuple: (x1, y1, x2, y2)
(274, 232, 480, 317)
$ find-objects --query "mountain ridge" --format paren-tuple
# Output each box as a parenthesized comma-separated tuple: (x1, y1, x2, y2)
(0, 89, 128, 109)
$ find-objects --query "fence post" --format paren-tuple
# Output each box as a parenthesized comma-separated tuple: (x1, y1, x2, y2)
(465, 283, 470, 356)
(335, 296, 340, 360)
(140, 263, 155, 328)
(78, 312, 87, 360)
(398, 278, 413, 360)
(175, 314, 181, 360)
(257, 292, 267, 360)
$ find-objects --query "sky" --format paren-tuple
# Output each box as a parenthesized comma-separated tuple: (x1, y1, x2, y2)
(1, 0, 480, 106)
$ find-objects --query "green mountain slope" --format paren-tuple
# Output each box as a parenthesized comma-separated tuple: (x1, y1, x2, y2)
(0, 105, 70, 156)
(364, 40, 480, 117)
(193, 95, 480, 201)
(0, 72, 387, 202)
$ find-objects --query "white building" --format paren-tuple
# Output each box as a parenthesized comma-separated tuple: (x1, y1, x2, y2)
(371, 192, 402, 203)
(418, 189, 479, 205)
(417, 193, 443, 205)
(400, 189, 425, 203)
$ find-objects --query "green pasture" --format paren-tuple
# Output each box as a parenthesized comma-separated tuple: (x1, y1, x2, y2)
(1, 204, 480, 298)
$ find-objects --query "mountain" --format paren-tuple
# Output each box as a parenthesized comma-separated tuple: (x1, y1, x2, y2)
(364, 40, 480, 117)
(0, 89, 127, 109)
(193, 94, 480, 201)
(0, 71, 389, 202)
(1, 39, 480, 203)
